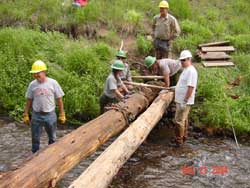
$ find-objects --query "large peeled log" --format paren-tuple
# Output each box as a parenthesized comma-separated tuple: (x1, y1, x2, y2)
(69, 92, 174, 188)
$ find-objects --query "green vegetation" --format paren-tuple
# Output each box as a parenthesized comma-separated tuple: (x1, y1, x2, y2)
(177, 0, 250, 133)
(0, 0, 250, 133)
(0, 28, 114, 121)
(136, 35, 153, 55)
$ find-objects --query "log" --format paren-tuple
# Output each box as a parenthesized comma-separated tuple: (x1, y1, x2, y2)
(132, 75, 164, 80)
(123, 81, 175, 90)
(201, 46, 235, 52)
(202, 61, 235, 67)
(0, 89, 158, 188)
(198, 41, 230, 48)
(69, 92, 174, 188)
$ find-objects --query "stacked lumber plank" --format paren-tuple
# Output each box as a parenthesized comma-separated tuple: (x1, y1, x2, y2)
(197, 41, 235, 67)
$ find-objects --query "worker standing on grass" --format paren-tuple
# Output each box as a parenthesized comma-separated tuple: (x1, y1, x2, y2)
(174, 50, 198, 147)
(23, 60, 66, 153)
(153, 0, 181, 59)
(99, 60, 130, 114)
(116, 50, 133, 90)
(144, 56, 182, 87)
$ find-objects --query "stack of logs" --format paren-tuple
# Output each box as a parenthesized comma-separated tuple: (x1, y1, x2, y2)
(197, 41, 235, 67)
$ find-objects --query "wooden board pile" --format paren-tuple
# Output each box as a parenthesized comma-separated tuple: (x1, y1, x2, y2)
(197, 41, 235, 67)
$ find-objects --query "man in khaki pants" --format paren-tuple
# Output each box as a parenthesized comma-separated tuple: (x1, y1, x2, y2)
(153, 1, 181, 59)
(174, 50, 198, 147)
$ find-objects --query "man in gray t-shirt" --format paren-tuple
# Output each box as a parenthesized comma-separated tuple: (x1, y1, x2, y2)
(104, 73, 122, 99)
(23, 60, 66, 153)
(144, 56, 182, 87)
(100, 60, 130, 114)
(116, 50, 133, 90)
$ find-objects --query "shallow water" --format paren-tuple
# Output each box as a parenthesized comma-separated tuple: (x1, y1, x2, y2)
(0, 119, 250, 188)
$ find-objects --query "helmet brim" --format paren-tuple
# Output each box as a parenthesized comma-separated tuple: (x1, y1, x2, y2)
(29, 69, 46, 73)
(111, 65, 125, 71)
(116, 55, 126, 58)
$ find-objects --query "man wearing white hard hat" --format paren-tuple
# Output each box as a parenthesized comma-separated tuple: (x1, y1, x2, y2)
(174, 50, 198, 147)
(153, 0, 181, 59)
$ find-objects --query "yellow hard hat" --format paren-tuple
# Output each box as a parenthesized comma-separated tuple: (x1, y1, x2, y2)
(159, 1, 169, 8)
(30, 60, 47, 73)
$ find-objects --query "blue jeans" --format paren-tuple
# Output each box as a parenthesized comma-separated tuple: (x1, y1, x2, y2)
(31, 111, 57, 153)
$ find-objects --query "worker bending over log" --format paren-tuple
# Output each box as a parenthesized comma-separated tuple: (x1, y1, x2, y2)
(174, 50, 198, 147)
(99, 60, 130, 113)
(144, 56, 182, 87)
(116, 50, 133, 90)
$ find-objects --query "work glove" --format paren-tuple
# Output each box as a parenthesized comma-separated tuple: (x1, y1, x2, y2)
(159, 89, 169, 94)
(59, 112, 66, 124)
(23, 113, 30, 125)
(124, 94, 131, 99)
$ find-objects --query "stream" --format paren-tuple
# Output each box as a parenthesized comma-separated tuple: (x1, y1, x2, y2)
(0, 118, 250, 188)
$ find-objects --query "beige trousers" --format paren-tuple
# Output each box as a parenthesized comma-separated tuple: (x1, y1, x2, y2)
(174, 103, 191, 144)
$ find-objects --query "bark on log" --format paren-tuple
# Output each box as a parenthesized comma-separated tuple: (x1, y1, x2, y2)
(69, 92, 174, 188)
(0, 88, 158, 188)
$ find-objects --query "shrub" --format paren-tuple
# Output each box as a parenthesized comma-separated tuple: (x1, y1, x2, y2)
(225, 35, 250, 53)
(169, 0, 191, 19)
(0, 28, 113, 121)
(136, 34, 153, 55)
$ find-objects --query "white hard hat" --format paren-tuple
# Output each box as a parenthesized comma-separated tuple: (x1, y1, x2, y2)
(179, 50, 192, 60)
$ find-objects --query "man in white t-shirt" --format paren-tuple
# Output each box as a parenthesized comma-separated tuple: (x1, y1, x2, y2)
(174, 50, 198, 147)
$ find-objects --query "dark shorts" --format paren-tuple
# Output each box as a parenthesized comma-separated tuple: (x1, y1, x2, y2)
(153, 38, 170, 59)
(99, 94, 119, 114)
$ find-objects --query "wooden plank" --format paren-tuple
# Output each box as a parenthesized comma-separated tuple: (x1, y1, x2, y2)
(201, 46, 235, 52)
(123, 81, 175, 90)
(202, 61, 235, 67)
(200, 52, 230, 60)
(132, 75, 164, 80)
(68, 92, 174, 188)
(199, 41, 230, 48)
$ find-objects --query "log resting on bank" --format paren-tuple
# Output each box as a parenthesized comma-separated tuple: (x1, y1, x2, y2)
(69, 92, 174, 188)
(0, 88, 159, 188)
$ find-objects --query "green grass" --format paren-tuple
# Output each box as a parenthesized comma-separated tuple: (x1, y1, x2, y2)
(0, 28, 114, 121)
(170, 0, 250, 133)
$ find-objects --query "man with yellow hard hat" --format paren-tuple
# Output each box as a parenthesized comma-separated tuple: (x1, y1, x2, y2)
(153, 0, 181, 59)
(23, 60, 66, 153)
